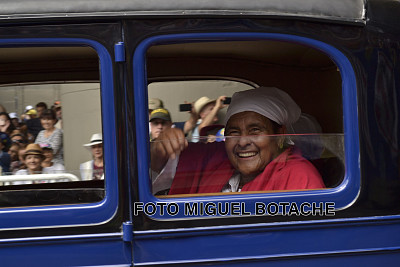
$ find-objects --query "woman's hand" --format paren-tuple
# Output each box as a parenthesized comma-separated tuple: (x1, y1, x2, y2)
(150, 128, 188, 173)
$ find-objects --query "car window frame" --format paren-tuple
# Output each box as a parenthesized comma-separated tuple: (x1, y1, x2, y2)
(133, 32, 360, 220)
(0, 38, 118, 230)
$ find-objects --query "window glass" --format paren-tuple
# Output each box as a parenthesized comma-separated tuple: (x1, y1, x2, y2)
(146, 40, 345, 198)
(0, 46, 104, 207)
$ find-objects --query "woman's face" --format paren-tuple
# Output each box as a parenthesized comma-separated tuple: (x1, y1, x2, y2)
(40, 117, 56, 130)
(0, 115, 10, 131)
(91, 144, 103, 160)
(224, 111, 282, 182)
(25, 154, 43, 172)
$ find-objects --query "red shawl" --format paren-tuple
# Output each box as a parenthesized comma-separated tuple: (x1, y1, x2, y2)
(169, 142, 325, 195)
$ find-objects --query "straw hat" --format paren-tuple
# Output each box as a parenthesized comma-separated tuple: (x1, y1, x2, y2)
(24, 143, 45, 159)
(83, 133, 103, 147)
(148, 98, 164, 111)
(194, 96, 216, 114)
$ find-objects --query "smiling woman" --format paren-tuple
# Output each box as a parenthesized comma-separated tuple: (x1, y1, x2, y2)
(35, 109, 63, 165)
(151, 87, 325, 195)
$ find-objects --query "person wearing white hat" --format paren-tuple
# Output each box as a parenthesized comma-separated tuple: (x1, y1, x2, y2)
(8, 112, 21, 129)
(80, 133, 104, 181)
(187, 95, 227, 143)
(150, 87, 325, 195)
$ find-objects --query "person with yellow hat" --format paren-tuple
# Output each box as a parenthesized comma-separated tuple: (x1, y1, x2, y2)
(149, 108, 172, 140)
(151, 87, 325, 195)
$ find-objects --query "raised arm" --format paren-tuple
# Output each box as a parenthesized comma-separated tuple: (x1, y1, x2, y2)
(150, 128, 188, 173)
(183, 103, 198, 134)
(198, 95, 227, 132)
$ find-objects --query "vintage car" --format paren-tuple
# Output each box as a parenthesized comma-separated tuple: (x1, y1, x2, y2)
(0, 0, 399, 265)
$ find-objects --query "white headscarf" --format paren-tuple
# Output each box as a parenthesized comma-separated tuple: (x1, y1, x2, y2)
(224, 87, 301, 127)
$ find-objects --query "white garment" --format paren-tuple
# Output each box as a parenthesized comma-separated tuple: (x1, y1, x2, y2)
(221, 171, 242, 192)
(46, 163, 65, 173)
(80, 160, 104, 181)
(12, 167, 58, 185)
(190, 120, 202, 143)
(151, 157, 178, 194)
(80, 160, 94, 181)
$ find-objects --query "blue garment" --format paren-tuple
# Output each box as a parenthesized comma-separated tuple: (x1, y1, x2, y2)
(0, 151, 11, 174)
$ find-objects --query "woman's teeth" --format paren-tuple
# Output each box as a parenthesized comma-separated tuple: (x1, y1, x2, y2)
(238, 152, 257, 158)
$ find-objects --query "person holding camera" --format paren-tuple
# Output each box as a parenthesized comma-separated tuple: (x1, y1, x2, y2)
(185, 95, 227, 143)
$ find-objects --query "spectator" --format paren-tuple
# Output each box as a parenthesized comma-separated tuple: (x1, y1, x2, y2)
(8, 142, 20, 162)
(0, 112, 16, 135)
(149, 108, 173, 140)
(54, 102, 62, 129)
(15, 144, 45, 175)
(80, 133, 104, 180)
(26, 102, 47, 139)
(20, 105, 33, 122)
(148, 98, 164, 134)
(8, 142, 23, 174)
(9, 112, 21, 129)
(148, 98, 164, 115)
(0, 132, 11, 174)
(40, 144, 65, 172)
(12, 144, 63, 184)
(11, 144, 27, 174)
(35, 109, 63, 165)
(187, 95, 227, 143)
(174, 100, 196, 135)
(10, 130, 27, 144)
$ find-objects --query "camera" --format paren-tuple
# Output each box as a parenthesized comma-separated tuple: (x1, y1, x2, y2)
(179, 97, 231, 112)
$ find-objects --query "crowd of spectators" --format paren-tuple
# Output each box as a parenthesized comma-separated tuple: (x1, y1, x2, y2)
(0, 100, 105, 184)
(0, 102, 65, 179)
(148, 95, 227, 143)
(1, 101, 100, 184)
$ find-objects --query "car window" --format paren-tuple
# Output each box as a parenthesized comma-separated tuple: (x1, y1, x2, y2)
(0, 46, 105, 207)
(132, 33, 359, 220)
(146, 41, 345, 197)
